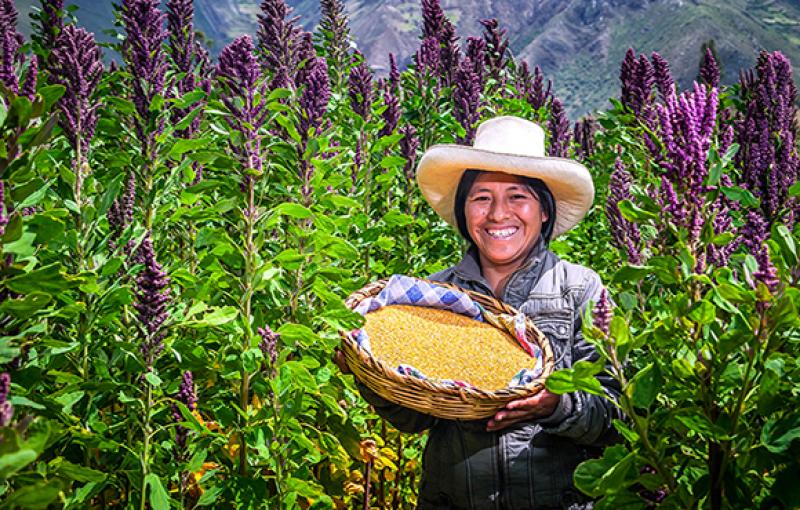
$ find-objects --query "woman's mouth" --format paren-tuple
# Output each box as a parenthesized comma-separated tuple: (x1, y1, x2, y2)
(486, 227, 519, 239)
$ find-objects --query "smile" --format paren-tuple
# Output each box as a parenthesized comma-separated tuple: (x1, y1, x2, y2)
(486, 227, 519, 239)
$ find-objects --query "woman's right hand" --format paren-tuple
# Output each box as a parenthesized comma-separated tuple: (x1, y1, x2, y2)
(332, 348, 352, 374)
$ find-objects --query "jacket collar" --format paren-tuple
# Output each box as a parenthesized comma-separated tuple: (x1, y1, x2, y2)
(452, 237, 549, 291)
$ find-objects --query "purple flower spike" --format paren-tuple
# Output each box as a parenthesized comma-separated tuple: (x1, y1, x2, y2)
(258, 326, 280, 373)
(753, 244, 780, 295)
(133, 233, 171, 369)
(48, 26, 104, 153)
(0, 181, 7, 237)
(172, 370, 197, 449)
(480, 18, 509, 85)
(592, 289, 612, 336)
(421, 0, 445, 40)
(388, 53, 400, 92)
(299, 57, 330, 136)
(737, 51, 798, 228)
(465, 37, 486, 85)
(606, 158, 642, 264)
(38, 0, 64, 49)
(166, 0, 195, 91)
(257, 0, 312, 90)
(415, 36, 440, 78)
(320, 0, 350, 73)
(348, 51, 373, 120)
(699, 47, 720, 89)
(453, 56, 481, 144)
(547, 97, 571, 158)
(650, 52, 674, 102)
(0, 0, 24, 94)
(121, 0, 167, 148)
(0, 372, 13, 426)
(520, 63, 552, 113)
(20, 55, 37, 100)
(399, 124, 419, 185)
(620, 48, 655, 119)
(217, 35, 269, 185)
(574, 116, 598, 159)
(379, 84, 400, 138)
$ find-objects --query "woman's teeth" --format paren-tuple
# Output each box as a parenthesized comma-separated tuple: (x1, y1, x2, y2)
(487, 227, 518, 239)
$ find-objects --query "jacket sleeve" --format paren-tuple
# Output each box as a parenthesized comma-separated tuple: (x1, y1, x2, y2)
(535, 270, 623, 446)
(355, 381, 438, 433)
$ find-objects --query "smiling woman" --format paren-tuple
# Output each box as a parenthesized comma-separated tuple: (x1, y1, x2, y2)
(348, 116, 623, 509)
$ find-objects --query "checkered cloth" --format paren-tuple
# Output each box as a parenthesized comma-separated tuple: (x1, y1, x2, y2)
(354, 275, 484, 320)
(351, 275, 543, 389)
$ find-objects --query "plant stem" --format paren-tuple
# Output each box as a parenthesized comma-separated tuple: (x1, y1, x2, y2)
(140, 382, 152, 510)
(238, 178, 256, 476)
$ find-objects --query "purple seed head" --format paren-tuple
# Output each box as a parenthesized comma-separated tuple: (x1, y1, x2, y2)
(20, 54, 37, 101)
(651, 51, 674, 102)
(699, 47, 720, 89)
(299, 57, 331, 136)
(0, 181, 7, 237)
(752, 244, 780, 294)
(0, 372, 12, 426)
(592, 289, 612, 335)
(379, 83, 400, 137)
(480, 18, 508, 84)
(0, 0, 24, 94)
(171, 370, 197, 449)
(453, 55, 481, 144)
(258, 326, 280, 370)
(574, 115, 598, 159)
(348, 51, 373, 120)
(421, 0, 445, 40)
(166, 0, 196, 96)
(257, 0, 312, 90)
(320, 0, 350, 66)
(465, 36, 486, 85)
(39, 0, 64, 48)
(415, 36, 440, 77)
(48, 26, 104, 152)
(606, 158, 642, 264)
(399, 124, 419, 184)
(121, 0, 167, 144)
(388, 52, 400, 92)
(529, 64, 552, 112)
(547, 97, 571, 158)
(133, 233, 171, 368)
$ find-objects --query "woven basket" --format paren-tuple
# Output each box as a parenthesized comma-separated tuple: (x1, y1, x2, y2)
(340, 279, 555, 420)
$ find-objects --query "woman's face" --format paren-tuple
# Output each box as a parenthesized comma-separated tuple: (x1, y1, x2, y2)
(465, 172, 548, 270)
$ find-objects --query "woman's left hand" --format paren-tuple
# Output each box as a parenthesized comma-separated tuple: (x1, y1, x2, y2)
(486, 390, 560, 432)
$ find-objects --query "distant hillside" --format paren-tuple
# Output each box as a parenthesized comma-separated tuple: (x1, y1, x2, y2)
(14, 0, 800, 118)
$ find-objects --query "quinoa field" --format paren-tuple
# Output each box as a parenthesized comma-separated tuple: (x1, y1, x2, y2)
(1, 0, 799, 508)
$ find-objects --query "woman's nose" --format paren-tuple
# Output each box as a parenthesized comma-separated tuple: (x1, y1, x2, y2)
(487, 199, 510, 221)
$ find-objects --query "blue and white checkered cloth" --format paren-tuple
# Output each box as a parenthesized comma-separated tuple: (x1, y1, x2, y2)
(352, 275, 542, 389)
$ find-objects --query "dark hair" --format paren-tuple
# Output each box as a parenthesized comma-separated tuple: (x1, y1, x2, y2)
(454, 169, 557, 246)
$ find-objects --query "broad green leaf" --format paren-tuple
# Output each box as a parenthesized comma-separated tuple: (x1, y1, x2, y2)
(184, 306, 239, 328)
(175, 89, 207, 109)
(144, 473, 170, 510)
(1, 480, 61, 509)
(612, 265, 650, 284)
(688, 300, 715, 324)
(382, 210, 414, 227)
(546, 360, 606, 396)
(144, 372, 162, 388)
(6, 263, 75, 295)
(196, 485, 224, 506)
(37, 85, 66, 111)
(0, 449, 37, 479)
(617, 199, 657, 222)
(573, 445, 633, 497)
(629, 363, 661, 408)
(721, 186, 760, 208)
(50, 458, 106, 483)
(762, 413, 800, 453)
(772, 224, 797, 266)
(272, 202, 313, 219)
(0, 293, 51, 317)
(169, 137, 212, 158)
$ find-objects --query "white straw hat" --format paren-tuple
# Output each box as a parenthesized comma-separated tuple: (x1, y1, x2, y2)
(416, 116, 594, 238)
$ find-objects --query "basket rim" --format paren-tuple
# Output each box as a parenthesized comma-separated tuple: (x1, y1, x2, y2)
(339, 277, 556, 402)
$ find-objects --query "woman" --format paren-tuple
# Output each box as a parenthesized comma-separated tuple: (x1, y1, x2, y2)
(339, 116, 621, 509)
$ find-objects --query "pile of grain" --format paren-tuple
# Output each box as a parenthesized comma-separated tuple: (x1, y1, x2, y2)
(363, 304, 534, 390)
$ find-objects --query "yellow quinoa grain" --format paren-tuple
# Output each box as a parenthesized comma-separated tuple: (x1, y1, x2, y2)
(363, 305, 534, 390)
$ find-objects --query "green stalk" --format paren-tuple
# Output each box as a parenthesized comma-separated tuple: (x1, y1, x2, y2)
(238, 178, 256, 476)
(140, 383, 153, 510)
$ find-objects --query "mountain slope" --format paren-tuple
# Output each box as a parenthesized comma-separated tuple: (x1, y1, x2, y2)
(13, 0, 800, 117)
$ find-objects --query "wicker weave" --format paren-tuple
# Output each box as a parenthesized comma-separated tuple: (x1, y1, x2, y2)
(340, 279, 555, 420)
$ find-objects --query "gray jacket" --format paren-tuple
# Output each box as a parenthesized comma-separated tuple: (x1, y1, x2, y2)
(357, 240, 622, 509)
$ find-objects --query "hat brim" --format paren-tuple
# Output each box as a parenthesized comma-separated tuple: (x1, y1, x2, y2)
(416, 144, 594, 238)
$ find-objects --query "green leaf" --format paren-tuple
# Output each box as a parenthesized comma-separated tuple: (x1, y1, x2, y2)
(772, 224, 797, 266)
(272, 202, 313, 219)
(0, 449, 37, 479)
(688, 300, 716, 324)
(144, 473, 170, 510)
(612, 265, 650, 284)
(6, 263, 75, 295)
(278, 323, 319, 348)
(54, 390, 84, 414)
(610, 316, 632, 359)
(573, 445, 635, 497)
(379, 155, 407, 169)
(789, 180, 800, 197)
(175, 89, 207, 109)
(761, 413, 800, 453)
(721, 186, 760, 208)
(617, 199, 657, 222)
(144, 372, 162, 388)
(16, 182, 50, 209)
(0, 293, 52, 317)
(51, 458, 107, 483)
(382, 210, 414, 227)
(169, 137, 212, 158)
(629, 363, 661, 408)
(196, 485, 224, 507)
(546, 360, 606, 396)
(184, 306, 239, 328)
(675, 414, 730, 440)
(1, 480, 61, 509)
(37, 85, 66, 111)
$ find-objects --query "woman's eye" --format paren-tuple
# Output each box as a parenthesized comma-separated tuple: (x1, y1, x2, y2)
(511, 194, 530, 200)
(471, 196, 490, 202)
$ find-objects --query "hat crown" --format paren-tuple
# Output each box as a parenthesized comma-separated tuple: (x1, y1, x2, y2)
(473, 116, 546, 158)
